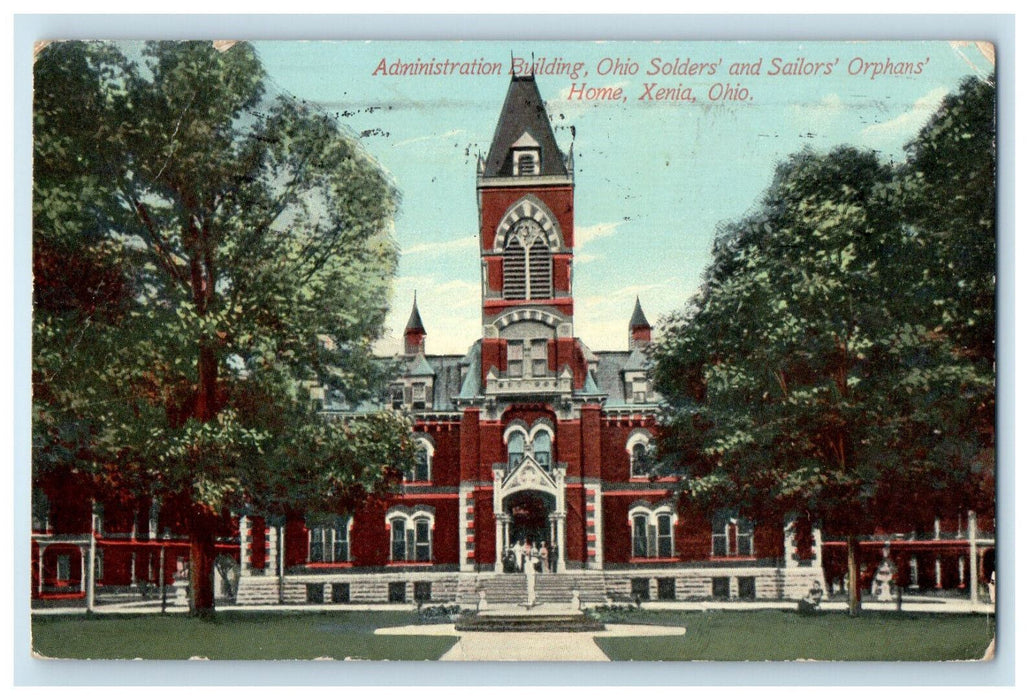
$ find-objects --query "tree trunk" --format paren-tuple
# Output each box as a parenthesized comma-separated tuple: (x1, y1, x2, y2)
(847, 534, 861, 617)
(188, 523, 217, 618)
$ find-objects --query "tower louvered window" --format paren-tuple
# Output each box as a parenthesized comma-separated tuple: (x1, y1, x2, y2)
(503, 234, 526, 299)
(528, 238, 551, 299)
(501, 219, 553, 300)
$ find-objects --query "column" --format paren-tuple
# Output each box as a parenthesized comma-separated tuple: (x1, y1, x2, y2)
(935, 557, 942, 589)
(553, 514, 567, 572)
(968, 510, 978, 604)
(495, 514, 505, 573)
(239, 516, 250, 576)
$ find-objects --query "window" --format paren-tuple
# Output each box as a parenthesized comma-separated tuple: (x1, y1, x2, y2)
(411, 382, 427, 410)
(631, 578, 651, 602)
(738, 577, 756, 600)
(630, 505, 676, 559)
(307, 583, 325, 604)
(631, 443, 651, 477)
(507, 341, 524, 377)
(627, 431, 654, 478)
(712, 515, 754, 557)
(533, 431, 552, 469)
(331, 583, 350, 603)
(632, 515, 649, 558)
(414, 581, 432, 602)
(657, 514, 673, 557)
(712, 577, 730, 599)
(388, 581, 407, 602)
(513, 149, 540, 176)
(410, 438, 433, 482)
(508, 432, 525, 471)
(308, 519, 351, 563)
(32, 489, 49, 532)
(386, 507, 435, 563)
(502, 220, 553, 300)
(389, 384, 404, 410)
(56, 554, 71, 582)
(415, 519, 432, 562)
(658, 577, 676, 600)
(530, 339, 548, 377)
(391, 519, 407, 561)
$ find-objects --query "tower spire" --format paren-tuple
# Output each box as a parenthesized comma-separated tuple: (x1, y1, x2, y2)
(404, 291, 427, 355)
(629, 296, 652, 350)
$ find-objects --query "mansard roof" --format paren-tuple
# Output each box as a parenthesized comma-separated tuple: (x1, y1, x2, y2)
(592, 351, 626, 405)
(483, 75, 568, 178)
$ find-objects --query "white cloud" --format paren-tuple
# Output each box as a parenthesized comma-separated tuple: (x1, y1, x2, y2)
(392, 128, 464, 149)
(862, 87, 949, 140)
(401, 235, 476, 257)
(574, 221, 622, 250)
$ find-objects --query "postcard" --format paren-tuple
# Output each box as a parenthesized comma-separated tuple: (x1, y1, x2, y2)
(30, 38, 996, 663)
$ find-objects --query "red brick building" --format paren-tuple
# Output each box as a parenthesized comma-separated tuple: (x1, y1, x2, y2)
(32, 74, 993, 608)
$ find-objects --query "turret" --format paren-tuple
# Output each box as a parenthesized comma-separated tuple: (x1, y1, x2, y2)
(404, 293, 426, 356)
(629, 297, 652, 350)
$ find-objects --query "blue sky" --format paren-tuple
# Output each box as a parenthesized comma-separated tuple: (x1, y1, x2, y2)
(255, 40, 994, 355)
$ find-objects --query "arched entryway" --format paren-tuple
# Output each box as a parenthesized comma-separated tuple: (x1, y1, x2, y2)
(505, 490, 554, 550)
(491, 456, 567, 573)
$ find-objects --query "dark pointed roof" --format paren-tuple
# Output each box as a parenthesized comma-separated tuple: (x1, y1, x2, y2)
(483, 75, 568, 178)
(629, 297, 651, 329)
(405, 295, 425, 334)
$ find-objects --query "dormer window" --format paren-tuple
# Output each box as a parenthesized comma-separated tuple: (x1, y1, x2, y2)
(514, 150, 539, 175)
(510, 132, 542, 176)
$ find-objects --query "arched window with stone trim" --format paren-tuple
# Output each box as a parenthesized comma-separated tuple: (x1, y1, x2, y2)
(507, 432, 525, 471)
(532, 430, 552, 469)
(626, 430, 654, 478)
(501, 219, 553, 300)
(628, 502, 677, 560)
(386, 506, 436, 563)
(409, 435, 434, 483)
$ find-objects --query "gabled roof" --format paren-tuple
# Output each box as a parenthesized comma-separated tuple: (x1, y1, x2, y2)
(483, 75, 568, 178)
(621, 346, 649, 373)
(629, 296, 650, 329)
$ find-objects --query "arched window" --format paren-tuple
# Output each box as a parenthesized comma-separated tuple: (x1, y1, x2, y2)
(629, 503, 677, 560)
(532, 430, 552, 468)
(386, 507, 436, 563)
(632, 513, 649, 558)
(501, 219, 553, 300)
(410, 437, 434, 483)
(390, 518, 407, 561)
(507, 432, 525, 471)
(626, 430, 654, 478)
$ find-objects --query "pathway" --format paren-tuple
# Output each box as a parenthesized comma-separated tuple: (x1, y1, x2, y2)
(374, 621, 685, 661)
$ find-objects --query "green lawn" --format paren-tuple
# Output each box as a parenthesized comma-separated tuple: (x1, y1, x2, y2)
(592, 609, 996, 661)
(32, 611, 457, 661)
(32, 609, 996, 661)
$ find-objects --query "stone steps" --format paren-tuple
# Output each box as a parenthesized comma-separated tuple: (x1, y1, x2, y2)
(235, 576, 280, 605)
(469, 572, 608, 605)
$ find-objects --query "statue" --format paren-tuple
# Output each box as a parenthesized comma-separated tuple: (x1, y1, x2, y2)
(525, 551, 538, 607)
(871, 544, 896, 601)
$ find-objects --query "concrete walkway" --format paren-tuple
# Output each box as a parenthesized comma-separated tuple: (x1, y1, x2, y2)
(375, 621, 685, 661)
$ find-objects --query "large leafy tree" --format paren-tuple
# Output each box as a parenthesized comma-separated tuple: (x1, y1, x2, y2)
(653, 76, 995, 614)
(33, 41, 412, 615)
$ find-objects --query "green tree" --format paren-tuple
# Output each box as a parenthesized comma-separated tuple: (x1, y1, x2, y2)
(33, 41, 412, 615)
(653, 77, 995, 615)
